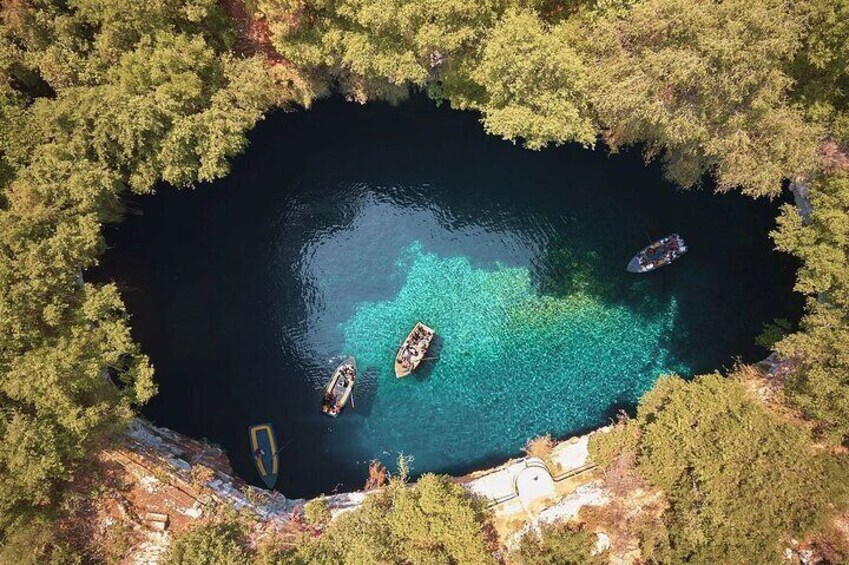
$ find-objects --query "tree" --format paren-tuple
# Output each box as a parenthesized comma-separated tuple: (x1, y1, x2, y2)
(12, 33, 277, 193)
(0, 515, 84, 565)
(0, 0, 277, 541)
(585, 0, 821, 197)
(444, 7, 596, 150)
(0, 0, 235, 91)
(163, 521, 250, 565)
(1, 0, 848, 560)
(297, 473, 496, 564)
(791, 0, 849, 148)
(303, 496, 331, 527)
(510, 523, 605, 565)
(591, 373, 848, 564)
(772, 172, 849, 444)
(257, 0, 503, 101)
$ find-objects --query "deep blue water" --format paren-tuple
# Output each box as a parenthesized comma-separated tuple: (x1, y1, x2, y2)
(95, 97, 802, 498)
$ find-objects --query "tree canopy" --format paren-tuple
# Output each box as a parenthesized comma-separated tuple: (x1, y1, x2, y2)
(166, 473, 496, 565)
(0, 0, 281, 536)
(163, 520, 251, 565)
(447, 7, 596, 150)
(509, 522, 605, 565)
(773, 172, 849, 444)
(791, 0, 849, 149)
(585, 0, 820, 197)
(257, 0, 504, 102)
(591, 373, 848, 564)
(297, 473, 496, 564)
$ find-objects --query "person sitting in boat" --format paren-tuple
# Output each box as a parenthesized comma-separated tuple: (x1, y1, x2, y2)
(254, 447, 265, 458)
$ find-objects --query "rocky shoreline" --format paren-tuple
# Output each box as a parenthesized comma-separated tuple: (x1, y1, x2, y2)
(104, 418, 607, 562)
(107, 351, 805, 563)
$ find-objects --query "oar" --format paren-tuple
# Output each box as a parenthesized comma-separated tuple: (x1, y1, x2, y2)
(422, 355, 440, 361)
(350, 392, 355, 410)
(271, 437, 295, 457)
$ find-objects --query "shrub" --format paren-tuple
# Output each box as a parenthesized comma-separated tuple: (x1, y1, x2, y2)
(162, 521, 249, 565)
(303, 496, 331, 528)
(523, 435, 555, 463)
(364, 460, 388, 491)
(588, 419, 639, 471)
(0, 517, 84, 565)
(595, 373, 849, 564)
(509, 522, 605, 565)
(773, 172, 849, 444)
(755, 317, 793, 349)
(298, 474, 496, 564)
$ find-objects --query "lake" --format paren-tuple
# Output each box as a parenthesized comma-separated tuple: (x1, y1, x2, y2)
(95, 97, 802, 498)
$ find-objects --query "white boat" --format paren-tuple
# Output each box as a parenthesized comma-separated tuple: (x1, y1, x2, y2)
(627, 234, 687, 273)
(394, 322, 435, 378)
(321, 357, 357, 417)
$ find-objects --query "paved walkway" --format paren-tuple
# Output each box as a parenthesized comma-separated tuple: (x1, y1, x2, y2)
(464, 432, 600, 507)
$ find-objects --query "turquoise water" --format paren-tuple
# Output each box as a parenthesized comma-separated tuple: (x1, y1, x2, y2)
(341, 242, 682, 468)
(96, 98, 802, 496)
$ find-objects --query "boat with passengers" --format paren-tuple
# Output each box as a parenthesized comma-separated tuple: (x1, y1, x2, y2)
(627, 234, 687, 273)
(394, 322, 435, 378)
(322, 357, 357, 417)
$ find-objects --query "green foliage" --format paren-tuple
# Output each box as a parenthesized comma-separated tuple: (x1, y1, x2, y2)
(2, 0, 235, 90)
(163, 521, 251, 565)
(303, 495, 331, 527)
(600, 373, 848, 564)
(0, 0, 279, 542)
(587, 419, 639, 469)
(446, 7, 596, 149)
(791, 0, 849, 148)
(257, 0, 504, 101)
(12, 34, 277, 193)
(772, 172, 849, 444)
(755, 317, 793, 349)
(255, 542, 309, 565)
(586, 0, 821, 197)
(509, 522, 605, 565)
(0, 515, 84, 565)
(296, 474, 496, 564)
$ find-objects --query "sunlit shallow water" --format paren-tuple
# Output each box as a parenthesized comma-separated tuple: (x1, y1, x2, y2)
(96, 98, 801, 497)
(339, 241, 682, 469)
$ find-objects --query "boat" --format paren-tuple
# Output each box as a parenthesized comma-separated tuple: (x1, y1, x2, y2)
(321, 357, 357, 417)
(394, 322, 435, 378)
(627, 233, 687, 273)
(248, 423, 279, 489)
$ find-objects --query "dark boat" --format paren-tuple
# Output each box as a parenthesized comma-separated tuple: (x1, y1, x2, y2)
(322, 357, 357, 417)
(394, 322, 435, 378)
(627, 234, 687, 273)
(248, 423, 279, 489)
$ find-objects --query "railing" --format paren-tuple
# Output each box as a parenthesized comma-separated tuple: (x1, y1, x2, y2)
(482, 461, 598, 508)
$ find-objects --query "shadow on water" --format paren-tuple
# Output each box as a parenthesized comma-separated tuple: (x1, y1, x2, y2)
(91, 96, 803, 497)
(348, 367, 378, 418)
